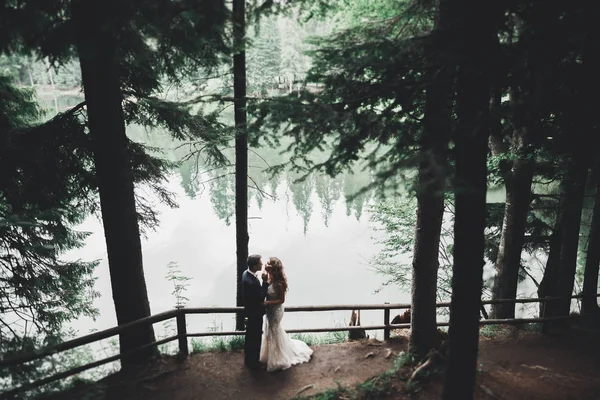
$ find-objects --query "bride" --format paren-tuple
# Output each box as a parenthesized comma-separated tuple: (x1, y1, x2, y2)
(260, 257, 313, 372)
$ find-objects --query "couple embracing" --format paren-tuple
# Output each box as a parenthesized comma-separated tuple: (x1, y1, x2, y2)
(242, 254, 313, 372)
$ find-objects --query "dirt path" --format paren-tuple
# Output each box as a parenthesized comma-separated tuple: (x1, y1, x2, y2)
(412, 329, 600, 400)
(48, 328, 600, 400)
(475, 330, 600, 400)
(79, 338, 406, 400)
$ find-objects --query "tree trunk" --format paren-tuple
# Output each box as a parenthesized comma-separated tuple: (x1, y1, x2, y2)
(582, 177, 600, 315)
(556, 156, 588, 310)
(555, 159, 588, 316)
(490, 15, 539, 319)
(542, 158, 588, 325)
(538, 178, 566, 319)
(580, 7, 600, 316)
(73, 0, 156, 367)
(409, 6, 452, 360)
(45, 57, 55, 90)
(233, 0, 249, 331)
(490, 139, 534, 319)
(410, 121, 448, 361)
(442, 3, 497, 399)
(27, 68, 34, 87)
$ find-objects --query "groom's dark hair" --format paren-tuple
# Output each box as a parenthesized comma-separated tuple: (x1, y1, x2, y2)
(247, 254, 262, 269)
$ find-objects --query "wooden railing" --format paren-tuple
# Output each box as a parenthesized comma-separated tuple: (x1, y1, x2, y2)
(1, 294, 598, 398)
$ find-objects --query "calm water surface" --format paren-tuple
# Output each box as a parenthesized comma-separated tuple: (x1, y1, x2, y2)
(44, 94, 540, 362)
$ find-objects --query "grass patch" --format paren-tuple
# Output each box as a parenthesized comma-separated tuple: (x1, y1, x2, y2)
(480, 324, 513, 337)
(294, 373, 398, 400)
(190, 331, 347, 355)
(355, 374, 395, 399)
(190, 335, 245, 354)
(295, 351, 411, 400)
(480, 322, 542, 338)
(290, 331, 347, 346)
(302, 383, 352, 400)
(519, 322, 542, 331)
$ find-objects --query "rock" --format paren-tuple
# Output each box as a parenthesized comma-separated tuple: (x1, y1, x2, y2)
(385, 349, 393, 359)
(334, 366, 342, 373)
(365, 351, 375, 359)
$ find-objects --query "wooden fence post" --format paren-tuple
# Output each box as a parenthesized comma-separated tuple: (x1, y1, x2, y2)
(176, 309, 189, 356)
(384, 302, 390, 341)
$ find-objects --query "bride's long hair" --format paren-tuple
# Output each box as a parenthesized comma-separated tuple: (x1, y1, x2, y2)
(266, 257, 288, 293)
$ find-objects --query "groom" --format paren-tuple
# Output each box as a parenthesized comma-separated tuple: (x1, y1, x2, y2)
(242, 254, 269, 370)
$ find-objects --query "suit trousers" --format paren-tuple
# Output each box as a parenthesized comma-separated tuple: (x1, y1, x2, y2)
(244, 314, 263, 366)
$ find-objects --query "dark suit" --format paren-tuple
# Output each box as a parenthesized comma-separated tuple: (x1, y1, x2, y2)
(242, 269, 269, 368)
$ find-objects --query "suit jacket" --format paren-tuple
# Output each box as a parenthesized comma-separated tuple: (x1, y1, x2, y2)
(242, 270, 269, 317)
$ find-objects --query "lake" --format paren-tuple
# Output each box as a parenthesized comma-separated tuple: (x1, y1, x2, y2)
(40, 94, 543, 376)
(60, 121, 406, 351)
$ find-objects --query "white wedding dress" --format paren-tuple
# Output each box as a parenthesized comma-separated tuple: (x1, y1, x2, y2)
(259, 284, 313, 372)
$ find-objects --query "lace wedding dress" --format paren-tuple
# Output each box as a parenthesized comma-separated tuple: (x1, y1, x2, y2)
(259, 284, 313, 372)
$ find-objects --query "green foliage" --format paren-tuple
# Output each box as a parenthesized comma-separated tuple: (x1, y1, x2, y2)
(209, 173, 236, 226)
(171, 129, 377, 230)
(247, 0, 437, 197)
(369, 195, 538, 304)
(297, 385, 351, 400)
(0, 78, 98, 396)
(295, 350, 409, 400)
(369, 195, 455, 305)
(478, 323, 542, 338)
(333, 0, 422, 28)
(190, 335, 246, 354)
(0, 76, 181, 394)
(157, 262, 193, 354)
(166, 262, 192, 309)
(190, 338, 208, 353)
(247, 17, 282, 96)
(290, 331, 347, 346)
(189, 331, 347, 355)
(354, 374, 395, 400)
(314, 174, 342, 227)
(479, 324, 509, 338)
(211, 334, 245, 352)
(0, 54, 81, 90)
(2, 0, 234, 177)
(0, 76, 40, 126)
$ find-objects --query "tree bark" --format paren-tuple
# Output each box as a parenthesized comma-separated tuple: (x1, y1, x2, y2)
(490, 15, 540, 319)
(542, 158, 588, 325)
(582, 177, 600, 315)
(409, 6, 452, 360)
(490, 134, 534, 319)
(45, 57, 55, 90)
(555, 160, 588, 316)
(580, 6, 600, 316)
(233, 0, 249, 331)
(442, 2, 497, 399)
(538, 177, 566, 319)
(73, 0, 156, 367)
(27, 68, 34, 87)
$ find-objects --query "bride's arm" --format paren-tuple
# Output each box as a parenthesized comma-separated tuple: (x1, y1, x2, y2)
(264, 283, 285, 306)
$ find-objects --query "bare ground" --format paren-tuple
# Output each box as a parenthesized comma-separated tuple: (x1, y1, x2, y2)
(406, 327, 600, 400)
(46, 327, 600, 400)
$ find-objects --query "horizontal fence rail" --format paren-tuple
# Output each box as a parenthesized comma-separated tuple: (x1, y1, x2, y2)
(0, 309, 179, 369)
(1, 293, 598, 398)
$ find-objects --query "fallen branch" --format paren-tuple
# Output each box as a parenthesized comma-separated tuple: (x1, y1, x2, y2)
(295, 384, 314, 396)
